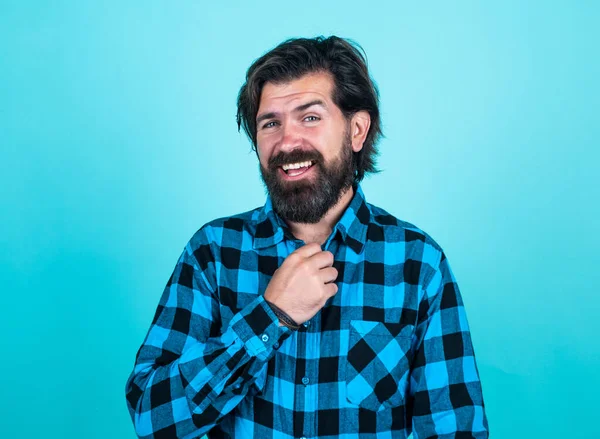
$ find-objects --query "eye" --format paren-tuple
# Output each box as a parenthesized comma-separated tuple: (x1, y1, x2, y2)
(304, 115, 320, 122)
(262, 121, 279, 129)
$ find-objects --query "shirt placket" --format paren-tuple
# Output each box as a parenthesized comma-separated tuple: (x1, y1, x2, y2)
(287, 237, 336, 439)
(294, 316, 317, 439)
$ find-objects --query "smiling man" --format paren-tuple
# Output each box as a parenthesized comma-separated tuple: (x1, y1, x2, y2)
(125, 36, 490, 438)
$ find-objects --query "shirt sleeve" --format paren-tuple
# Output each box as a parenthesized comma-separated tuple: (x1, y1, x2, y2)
(124, 229, 291, 439)
(409, 250, 490, 438)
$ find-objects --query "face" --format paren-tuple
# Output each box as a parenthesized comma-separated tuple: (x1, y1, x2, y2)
(255, 72, 363, 223)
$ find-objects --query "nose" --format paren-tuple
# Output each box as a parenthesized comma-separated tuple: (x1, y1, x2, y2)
(277, 121, 303, 153)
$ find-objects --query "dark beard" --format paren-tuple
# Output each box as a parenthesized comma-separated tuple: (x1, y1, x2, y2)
(259, 128, 355, 224)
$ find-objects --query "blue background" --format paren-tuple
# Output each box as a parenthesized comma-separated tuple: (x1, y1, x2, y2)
(1, 1, 598, 438)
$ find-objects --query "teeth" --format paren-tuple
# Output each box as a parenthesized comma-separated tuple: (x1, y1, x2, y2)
(282, 161, 313, 171)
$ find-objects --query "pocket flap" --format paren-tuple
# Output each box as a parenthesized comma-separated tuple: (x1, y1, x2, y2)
(350, 320, 414, 338)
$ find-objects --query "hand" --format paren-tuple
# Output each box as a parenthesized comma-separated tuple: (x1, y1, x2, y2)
(263, 243, 338, 325)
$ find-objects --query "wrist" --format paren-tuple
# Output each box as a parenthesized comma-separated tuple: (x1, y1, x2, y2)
(264, 300, 301, 331)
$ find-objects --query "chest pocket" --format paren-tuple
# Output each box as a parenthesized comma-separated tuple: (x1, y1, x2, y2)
(345, 320, 414, 412)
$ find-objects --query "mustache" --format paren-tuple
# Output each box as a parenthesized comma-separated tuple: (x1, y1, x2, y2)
(268, 149, 323, 170)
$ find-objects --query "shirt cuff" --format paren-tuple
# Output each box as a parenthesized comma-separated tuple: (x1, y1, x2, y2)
(229, 294, 291, 361)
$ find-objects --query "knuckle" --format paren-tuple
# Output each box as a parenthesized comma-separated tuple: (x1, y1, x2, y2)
(300, 261, 311, 274)
(304, 243, 318, 252)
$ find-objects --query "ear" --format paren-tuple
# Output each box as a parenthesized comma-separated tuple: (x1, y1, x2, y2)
(349, 111, 371, 153)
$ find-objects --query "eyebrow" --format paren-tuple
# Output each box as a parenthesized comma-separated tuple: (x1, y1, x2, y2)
(256, 99, 327, 125)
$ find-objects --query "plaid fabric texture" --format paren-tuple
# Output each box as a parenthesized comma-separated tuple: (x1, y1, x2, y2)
(125, 185, 489, 438)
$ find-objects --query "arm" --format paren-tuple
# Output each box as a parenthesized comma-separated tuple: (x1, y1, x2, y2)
(125, 229, 290, 438)
(409, 250, 489, 438)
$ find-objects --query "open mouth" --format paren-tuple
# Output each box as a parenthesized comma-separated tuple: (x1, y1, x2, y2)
(280, 160, 316, 178)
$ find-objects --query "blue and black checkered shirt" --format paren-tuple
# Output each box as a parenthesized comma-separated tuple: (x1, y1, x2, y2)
(125, 185, 489, 438)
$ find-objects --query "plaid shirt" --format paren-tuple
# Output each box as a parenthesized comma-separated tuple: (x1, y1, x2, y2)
(125, 185, 489, 438)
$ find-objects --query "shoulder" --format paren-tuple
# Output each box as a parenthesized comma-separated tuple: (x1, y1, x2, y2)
(367, 201, 445, 271)
(185, 206, 263, 252)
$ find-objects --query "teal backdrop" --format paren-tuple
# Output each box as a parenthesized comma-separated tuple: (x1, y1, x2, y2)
(1, 1, 598, 438)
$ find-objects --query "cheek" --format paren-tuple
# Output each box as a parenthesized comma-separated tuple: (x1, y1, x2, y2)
(256, 144, 270, 168)
(321, 135, 344, 161)
(256, 133, 280, 159)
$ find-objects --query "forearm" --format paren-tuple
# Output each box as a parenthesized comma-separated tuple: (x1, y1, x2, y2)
(125, 295, 289, 438)
(410, 345, 488, 439)
(410, 251, 489, 438)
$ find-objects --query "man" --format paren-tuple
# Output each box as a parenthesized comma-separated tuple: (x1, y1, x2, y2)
(125, 36, 489, 438)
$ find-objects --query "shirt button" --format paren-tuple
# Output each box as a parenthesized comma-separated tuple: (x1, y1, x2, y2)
(273, 341, 280, 350)
(303, 320, 310, 328)
(301, 376, 310, 386)
(233, 383, 241, 389)
(261, 334, 269, 342)
(300, 436, 307, 439)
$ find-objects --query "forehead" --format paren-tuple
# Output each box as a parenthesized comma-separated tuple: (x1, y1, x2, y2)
(258, 72, 335, 112)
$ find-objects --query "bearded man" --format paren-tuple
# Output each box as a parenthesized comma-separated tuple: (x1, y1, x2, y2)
(125, 36, 490, 439)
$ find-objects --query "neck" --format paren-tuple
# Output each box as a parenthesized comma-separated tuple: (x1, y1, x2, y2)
(285, 186, 355, 245)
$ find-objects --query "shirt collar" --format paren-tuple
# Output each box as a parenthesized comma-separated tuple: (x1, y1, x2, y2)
(253, 185, 371, 254)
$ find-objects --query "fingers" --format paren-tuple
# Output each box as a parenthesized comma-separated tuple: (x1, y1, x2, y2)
(295, 242, 322, 258)
(324, 282, 338, 297)
(319, 266, 338, 284)
(307, 250, 334, 269)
